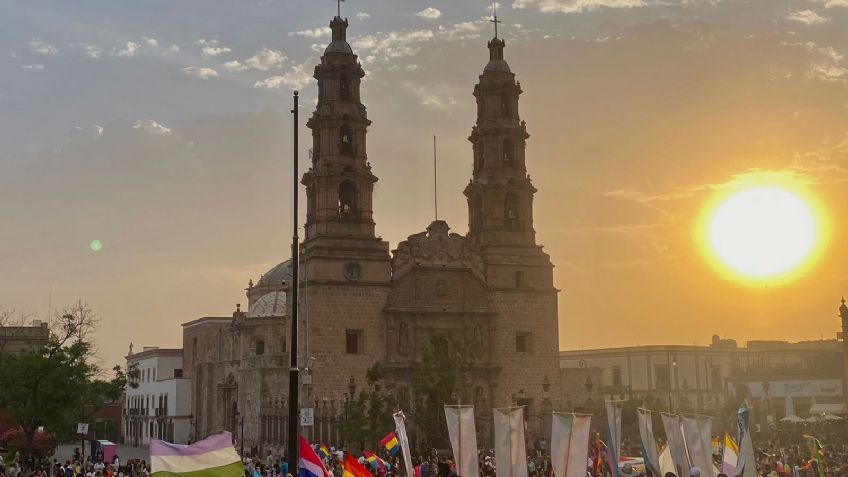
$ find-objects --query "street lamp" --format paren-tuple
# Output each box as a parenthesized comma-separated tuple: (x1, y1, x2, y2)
(234, 411, 244, 457)
(348, 376, 357, 400)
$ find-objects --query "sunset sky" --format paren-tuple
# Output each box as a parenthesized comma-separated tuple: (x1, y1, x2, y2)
(1, 0, 846, 367)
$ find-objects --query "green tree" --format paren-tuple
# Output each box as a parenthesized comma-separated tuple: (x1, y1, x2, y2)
(409, 333, 473, 449)
(0, 300, 135, 457)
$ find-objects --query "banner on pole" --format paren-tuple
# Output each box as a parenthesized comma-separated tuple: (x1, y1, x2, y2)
(393, 412, 414, 477)
(661, 413, 690, 477)
(494, 407, 528, 477)
(637, 409, 660, 477)
(551, 413, 592, 477)
(605, 402, 623, 477)
(444, 406, 478, 477)
(682, 416, 713, 477)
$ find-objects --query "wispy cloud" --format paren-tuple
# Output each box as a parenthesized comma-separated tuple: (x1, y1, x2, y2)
(512, 0, 646, 14)
(254, 61, 313, 90)
(21, 64, 44, 71)
(811, 0, 848, 7)
(245, 48, 286, 71)
(352, 29, 434, 62)
(181, 66, 219, 79)
(403, 83, 457, 110)
(196, 39, 232, 58)
(290, 27, 332, 38)
(83, 44, 102, 59)
(355, 12, 371, 20)
(113, 41, 141, 57)
(786, 9, 828, 25)
(223, 60, 248, 72)
(132, 119, 172, 135)
(416, 7, 443, 19)
(28, 37, 58, 55)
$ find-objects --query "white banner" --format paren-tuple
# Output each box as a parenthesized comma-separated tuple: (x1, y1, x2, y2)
(551, 413, 592, 477)
(394, 411, 414, 477)
(605, 403, 623, 460)
(637, 409, 660, 477)
(445, 406, 478, 477)
(494, 407, 528, 477)
(661, 413, 690, 477)
(682, 417, 713, 477)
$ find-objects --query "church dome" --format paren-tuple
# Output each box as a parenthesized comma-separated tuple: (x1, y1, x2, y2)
(248, 291, 287, 317)
(325, 40, 353, 55)
(257, 259, 292, 287)
(325, 16, 354, 55)
(484, 59, 511, 73)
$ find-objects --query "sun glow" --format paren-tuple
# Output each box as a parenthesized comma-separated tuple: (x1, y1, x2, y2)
(698, 175, 828, 285)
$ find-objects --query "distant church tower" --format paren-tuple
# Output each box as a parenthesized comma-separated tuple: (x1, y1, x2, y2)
(464, 26, 561, 417)
(300, 13, 392, 406)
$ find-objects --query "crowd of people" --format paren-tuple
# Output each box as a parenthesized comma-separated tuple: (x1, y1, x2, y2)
(0, 448, 150, 477)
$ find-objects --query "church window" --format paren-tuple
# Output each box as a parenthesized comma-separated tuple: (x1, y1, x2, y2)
(306, 185, 316, 223)
(346, 329, 363, 354)
(515, 270, 525, 288)
(504, 192, 519, 229)
(612, 366, 622, 387)
(174, 368, 182, 378)
(473, 195, 484, 229)
(503, 138, 514, 166)
(340, 74, 350, 100)
(255, 340, 265, 355)
(339, 123, 353, 155)
(500, 94, 510, 117)
(338, 181, 357, 217)
(515, 332, 531, 353)
(655, 364, 670, 390)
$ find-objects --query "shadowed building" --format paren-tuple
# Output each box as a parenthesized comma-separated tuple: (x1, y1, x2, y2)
(182, 13, 562, 454)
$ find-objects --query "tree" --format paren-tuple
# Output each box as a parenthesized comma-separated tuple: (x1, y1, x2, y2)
(339, 364, 397, 451)
(0, 300, 135, 457)
(409, 333, 474, 449)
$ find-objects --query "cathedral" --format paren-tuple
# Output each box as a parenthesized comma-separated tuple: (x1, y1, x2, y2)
(181, 12, 562, 454)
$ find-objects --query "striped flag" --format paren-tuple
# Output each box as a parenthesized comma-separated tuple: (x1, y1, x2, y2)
(150, 432, 243, 477)
(299, 436, 332, 477)
(805, 435, 826, 477)
(380, 432, 401, 455)
(722, 433, 739, 477)
(343, 455, 373, 477)
(317, 445, 331, 460)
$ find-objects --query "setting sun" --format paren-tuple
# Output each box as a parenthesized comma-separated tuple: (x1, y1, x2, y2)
(699, 178, 828, 285)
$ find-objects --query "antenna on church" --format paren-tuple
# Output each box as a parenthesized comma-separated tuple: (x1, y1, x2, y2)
(490, 1, 502, 38)
(433, 135, 439, 221)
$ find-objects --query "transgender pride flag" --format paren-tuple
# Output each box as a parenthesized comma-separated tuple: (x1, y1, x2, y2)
(150, 432, 244, 477)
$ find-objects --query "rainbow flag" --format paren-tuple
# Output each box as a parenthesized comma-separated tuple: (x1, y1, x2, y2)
(380, 432, 400, 455)
(363, 451, 387, 473)
(150, 431, 243, 477)
(317, 445, 330, 460)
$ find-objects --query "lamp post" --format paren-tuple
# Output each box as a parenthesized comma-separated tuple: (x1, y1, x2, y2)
(234, 411, 244, 457)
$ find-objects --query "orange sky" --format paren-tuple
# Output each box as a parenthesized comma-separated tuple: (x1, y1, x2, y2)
(1, 1, 846, 367)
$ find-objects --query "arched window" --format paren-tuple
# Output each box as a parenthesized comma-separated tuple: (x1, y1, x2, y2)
(504, 192, 518, 229)
(473, 143, 483, 173)
(503, 138, 514, 166)
(473, 195, 484, 229)
(306, 185, 316, 222)
(339, 123, 353, 155)
(338, 181, 357, 217)
(474, 386, 487, 408)
(340, 74, 350, 100)
(500, 94, 510, 117)
(255, 340, 265, 355)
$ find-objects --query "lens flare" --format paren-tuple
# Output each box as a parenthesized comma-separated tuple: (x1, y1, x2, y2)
(90, 240, 103, 252)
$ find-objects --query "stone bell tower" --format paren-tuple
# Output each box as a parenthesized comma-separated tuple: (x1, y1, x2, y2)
(840, 297, 848, 405)
(299, 13, 391, 406)
(462, 26, 562, 427)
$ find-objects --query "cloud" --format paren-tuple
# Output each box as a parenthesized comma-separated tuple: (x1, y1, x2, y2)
(416, 7, 443, 19)
(114, 41, 141, 57)
(811, 0, 848, 7)
(291, 27, 331, 38)
(196, 39, 232, 57)
(355, 12, 371, 20)
(28, 38, 58, 55)
(245, 48, 286, 70)
(786, 9, 828, 25)
(512, 0, 646, 13)
(21, 64, 44, 71)
(403, 83, 457, 110)
(352, 29, 434, 61)
(223, 60, 248, 72)
(254, 62, 313, 91)
(142, 37, 159, 48)
(132, 119, 172, 136)
(74, 124, 105, 138)
(83, 44, 102, 59)
(438, 20, 489, 41)
(165, 44, 180, 54)
(181, 66, 219, 79)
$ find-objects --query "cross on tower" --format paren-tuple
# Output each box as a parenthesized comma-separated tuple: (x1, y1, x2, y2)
(490, 2, 502, 38)
(336, 0, 345, 18)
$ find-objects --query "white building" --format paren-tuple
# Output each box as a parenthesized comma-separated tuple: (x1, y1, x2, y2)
(124, 346, 192, 445)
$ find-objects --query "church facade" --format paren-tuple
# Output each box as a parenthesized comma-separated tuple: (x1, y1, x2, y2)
(181, 14, 561, 454)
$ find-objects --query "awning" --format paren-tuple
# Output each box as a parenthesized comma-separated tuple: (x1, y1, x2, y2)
(810, 403, 847, 415)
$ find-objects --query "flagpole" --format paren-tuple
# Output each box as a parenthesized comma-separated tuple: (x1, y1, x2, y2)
(287, 90, 301, 475)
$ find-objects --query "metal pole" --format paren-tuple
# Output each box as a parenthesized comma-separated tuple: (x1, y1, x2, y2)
(240, 416, 245, 457)
(287, 90, 301, 473)
(433, 135, 438, 221)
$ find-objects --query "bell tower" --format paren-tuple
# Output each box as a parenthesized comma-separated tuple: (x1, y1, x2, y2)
(463, 30, 553, 290)
(301, 14, 390, 283)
